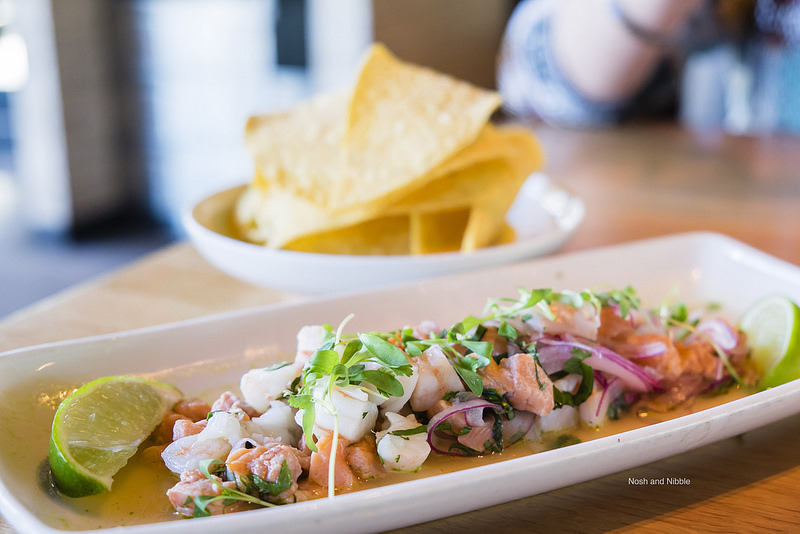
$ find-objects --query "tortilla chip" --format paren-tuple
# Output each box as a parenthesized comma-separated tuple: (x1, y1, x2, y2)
(283, 215, 411, 255)
(410, 208, 471, 255)
(339, 124, 544, 216)
(234, 181, 363, 249)
(339, 44, 501, 209)
(236, 43, 545, 256)
(461, 207, 506, 252)
(244, 91, 349, 206)
(460, 161, 519, 252)
(238, 126, 542, 249)
(244, 45, 500, 211)
(234, 183, 268, 244)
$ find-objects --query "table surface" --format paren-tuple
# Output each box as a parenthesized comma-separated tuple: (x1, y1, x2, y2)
(2, 122, 800, 533)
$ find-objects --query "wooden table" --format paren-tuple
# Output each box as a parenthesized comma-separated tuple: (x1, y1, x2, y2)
(2, 122, 800, 533)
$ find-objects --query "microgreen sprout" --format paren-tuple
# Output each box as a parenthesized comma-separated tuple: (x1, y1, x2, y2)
(483, 288, 555, 321)
(592, 286, 641, 319)
(400, 321, 492, 396)
(288, 315, 413, 498)
(484, 286, 641, 323)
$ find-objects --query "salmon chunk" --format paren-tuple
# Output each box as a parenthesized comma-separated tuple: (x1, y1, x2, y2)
(500, 353, 554, 417)
(226, 442, 305, 503)
(166, 468, 239, 517)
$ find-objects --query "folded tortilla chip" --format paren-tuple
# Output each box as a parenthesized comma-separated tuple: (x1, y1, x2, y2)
(236, 126, 543, 249)
(410, 209, 471, 255)
(236, 43, 544, 256)
(340, 44, 502, 209)
(244, 91, 349, 206)
(284, 215, 411, 255)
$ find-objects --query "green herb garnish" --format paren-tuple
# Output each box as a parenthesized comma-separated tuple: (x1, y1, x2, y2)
(287, 315, 412, 497)
(190, 458, 288, 517)
(388, 425, 428, 438)
(551, 348, 594, 408)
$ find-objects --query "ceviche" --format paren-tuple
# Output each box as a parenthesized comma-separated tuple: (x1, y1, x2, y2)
(127, 285, 760, 518)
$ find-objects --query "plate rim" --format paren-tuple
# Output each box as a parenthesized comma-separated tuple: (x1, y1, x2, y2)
(0, 230, 758, 360)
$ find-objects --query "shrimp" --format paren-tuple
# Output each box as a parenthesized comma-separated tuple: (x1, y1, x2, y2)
(173, 418, 207, 440)
(409, 345, 465, 412)
(162, 412, 250, 473)
(295, 325, 328, 367)
(306, 383, 378, 442)
(245, 400, 302, 446)
(166, 468, 240, 517)
(362, 358, 419, 414)
(240, 363, 302, 413)
(162, 435, 232, 474)
(211, 391, 260, 418)
(376, 412, 431, 472)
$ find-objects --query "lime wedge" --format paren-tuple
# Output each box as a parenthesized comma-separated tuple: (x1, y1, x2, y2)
(739, 295, 800, 390)
(49, 376, 182, 497)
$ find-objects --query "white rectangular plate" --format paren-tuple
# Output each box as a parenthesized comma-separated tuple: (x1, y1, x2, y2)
(2, 231, 800, 534)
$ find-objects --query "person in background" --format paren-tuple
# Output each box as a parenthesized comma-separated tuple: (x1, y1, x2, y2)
(497, 0, 765, 128)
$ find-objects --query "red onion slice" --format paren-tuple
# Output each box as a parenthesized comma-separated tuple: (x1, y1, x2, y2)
(634, 341, 668, 359)
(536, 338, 658, 393)
(594, 371, 609, 389)
(691, 319, 739, 352)
(426, 397, 501, 456)
(594, 377, 621, 418)
(536, 342, 580, 374)
(714, 355, 724, 381)
(502, 410, 535, 445)
(464, 406, 487, 428)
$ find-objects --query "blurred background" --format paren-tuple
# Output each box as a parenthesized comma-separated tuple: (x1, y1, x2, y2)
(0, 0, 798, 319)
(0, 0, 517, 318)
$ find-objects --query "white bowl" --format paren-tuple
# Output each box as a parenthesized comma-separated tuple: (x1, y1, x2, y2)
(181, 174, 585, 294)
